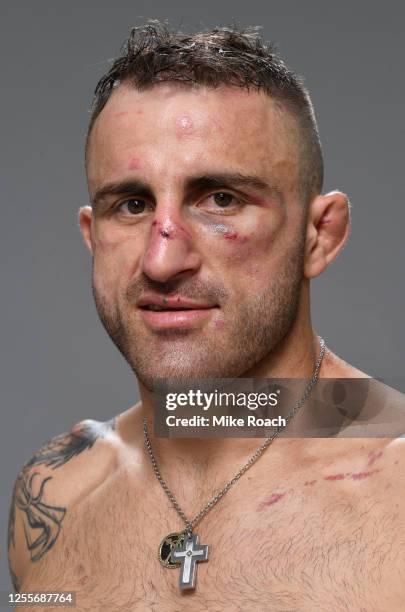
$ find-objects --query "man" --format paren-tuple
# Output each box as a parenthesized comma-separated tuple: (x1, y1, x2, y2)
(8, 20, 405, 611)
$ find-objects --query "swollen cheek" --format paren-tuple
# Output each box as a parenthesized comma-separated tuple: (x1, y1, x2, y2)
(220, 239, 274, 283)
(218, 234, 264, 267)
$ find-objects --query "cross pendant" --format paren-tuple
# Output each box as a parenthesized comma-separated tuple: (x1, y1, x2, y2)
(171, 533, 209, 590)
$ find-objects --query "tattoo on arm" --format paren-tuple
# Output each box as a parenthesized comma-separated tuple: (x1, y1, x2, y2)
(10, 568, 20, 592)
(8, 417, 116, 581)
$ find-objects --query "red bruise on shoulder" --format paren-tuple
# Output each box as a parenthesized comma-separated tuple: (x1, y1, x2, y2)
(351, 469, 380, 480)
(324, 469, 381, 482)
(258, 491, 287, 511)
(367, 450, 383, 467)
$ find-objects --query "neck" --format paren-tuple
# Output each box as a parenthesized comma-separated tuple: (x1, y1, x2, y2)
(132, 320, 323, 470)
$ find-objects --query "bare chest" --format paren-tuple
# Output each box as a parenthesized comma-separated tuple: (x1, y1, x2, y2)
(25, 467, 405, 611)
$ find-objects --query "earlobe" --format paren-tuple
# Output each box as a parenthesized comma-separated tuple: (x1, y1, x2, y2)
(78, 205, 93, 254)
(304, 191, 350, 279)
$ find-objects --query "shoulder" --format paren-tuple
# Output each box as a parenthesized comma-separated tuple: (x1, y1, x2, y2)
(322, 347, 405, 433)
(7, 417, 119, 592)
(321, 348, 371, 378)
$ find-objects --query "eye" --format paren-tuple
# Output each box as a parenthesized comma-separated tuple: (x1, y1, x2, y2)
(212, 192, 234, 207)
(198, 191, 243, 214)
(117, 199, 147, 215)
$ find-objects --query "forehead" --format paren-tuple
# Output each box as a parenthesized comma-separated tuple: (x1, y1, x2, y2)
(86, 82, 299, 189)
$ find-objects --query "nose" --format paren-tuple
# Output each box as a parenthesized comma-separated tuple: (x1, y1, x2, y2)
(141, 209, 202, 283)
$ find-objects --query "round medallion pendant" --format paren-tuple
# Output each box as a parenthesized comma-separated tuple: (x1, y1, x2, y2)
(158, 531, 187, 568)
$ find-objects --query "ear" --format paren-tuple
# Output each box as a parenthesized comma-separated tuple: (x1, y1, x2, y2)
(78, 205, 93, 254)
(304, 190, 350, 279)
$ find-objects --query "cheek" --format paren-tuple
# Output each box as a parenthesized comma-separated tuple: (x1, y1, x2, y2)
(200, 215, 292, 299)
(93, 220, 142, 254)
(92, 252, 118, 300)
(92, 224, 140, 293)
(211, 223, 280, 275)
(92, 226, 124, 268)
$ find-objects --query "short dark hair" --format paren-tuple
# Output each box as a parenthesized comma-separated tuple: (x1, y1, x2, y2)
(86, 20, 323, 202)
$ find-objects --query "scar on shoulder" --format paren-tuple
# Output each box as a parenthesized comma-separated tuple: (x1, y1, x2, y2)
(257, 490, 290, 511)
(324, 469, 381, 482)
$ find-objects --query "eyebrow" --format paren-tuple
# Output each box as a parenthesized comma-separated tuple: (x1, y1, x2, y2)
(92, 179, 152, 208)
(91, 173, 282, 209)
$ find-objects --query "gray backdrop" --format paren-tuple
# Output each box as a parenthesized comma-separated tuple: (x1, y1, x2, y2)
(1, 0, 404, 595)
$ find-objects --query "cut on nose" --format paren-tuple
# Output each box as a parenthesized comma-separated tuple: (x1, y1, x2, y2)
(141, 221, 201, 283)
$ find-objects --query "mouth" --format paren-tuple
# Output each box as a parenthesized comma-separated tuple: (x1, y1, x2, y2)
(140, 304, 211, 312)
(138, 297, 217, 330)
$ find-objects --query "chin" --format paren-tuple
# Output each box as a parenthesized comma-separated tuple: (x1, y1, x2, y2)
(131, 353, 256, 392)
(134, 365, 216, 391)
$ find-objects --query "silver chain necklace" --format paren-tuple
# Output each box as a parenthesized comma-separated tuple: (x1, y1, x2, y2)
(143, 337, 326, 590)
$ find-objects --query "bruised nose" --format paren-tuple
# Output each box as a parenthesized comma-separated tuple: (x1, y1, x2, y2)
(141, 220, 201, 283)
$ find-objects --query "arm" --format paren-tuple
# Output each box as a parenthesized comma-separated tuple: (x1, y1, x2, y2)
(7, 418, 116, 591)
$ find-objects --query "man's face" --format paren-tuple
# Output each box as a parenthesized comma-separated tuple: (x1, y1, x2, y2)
(84, 83, 307, 389)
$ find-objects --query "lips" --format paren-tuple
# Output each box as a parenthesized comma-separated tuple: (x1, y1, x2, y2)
(138, 295, 217, 330)
(138, 295, 213, 310)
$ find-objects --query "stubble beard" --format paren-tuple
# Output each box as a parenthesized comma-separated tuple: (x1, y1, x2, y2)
(91, 242, 305, 391)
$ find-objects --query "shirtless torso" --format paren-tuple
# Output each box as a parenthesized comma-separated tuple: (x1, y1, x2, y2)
(8, 353, 405, 612)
